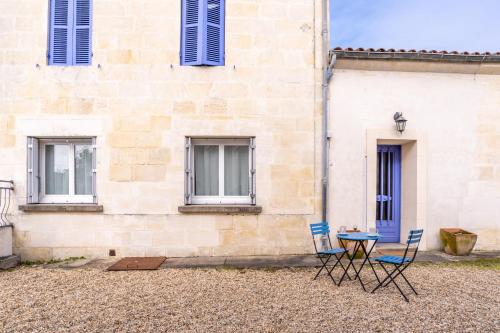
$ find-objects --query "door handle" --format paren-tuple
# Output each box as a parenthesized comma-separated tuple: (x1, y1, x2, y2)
(376, 195, 392, 202)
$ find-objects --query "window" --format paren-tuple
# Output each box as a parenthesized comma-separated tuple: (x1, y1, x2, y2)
(181, 0, 225, 66)
(185, 138, 256, 205)
(48, 0, 93, 66)
(27, 137, 96, 204)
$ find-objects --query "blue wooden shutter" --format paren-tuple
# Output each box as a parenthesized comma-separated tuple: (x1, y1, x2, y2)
(203, 0, 225, 65)
(49, 0, 73, 65)
(27, 137, 40, 203)
(73, 0, 92, 65)
(181, 0, 203, 65)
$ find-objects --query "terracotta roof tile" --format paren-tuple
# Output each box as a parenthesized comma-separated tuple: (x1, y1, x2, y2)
(333, 47, 500, 56)
(331, 47, 500, 62)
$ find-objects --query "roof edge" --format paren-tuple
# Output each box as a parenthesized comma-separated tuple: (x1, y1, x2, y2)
(331, 48, 500, 63)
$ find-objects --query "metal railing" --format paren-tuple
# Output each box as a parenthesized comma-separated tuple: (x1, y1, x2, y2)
(0, 180, 14, 227)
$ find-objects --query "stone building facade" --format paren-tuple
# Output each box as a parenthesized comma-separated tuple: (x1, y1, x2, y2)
(1, 2, 499, 261)
(1, 0, 325, 260)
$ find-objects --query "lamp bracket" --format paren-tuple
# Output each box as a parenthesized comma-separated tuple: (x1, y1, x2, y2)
(394, 112, 403, 121)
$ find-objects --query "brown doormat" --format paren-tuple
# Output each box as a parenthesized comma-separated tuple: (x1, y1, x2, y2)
(107, 257, 166, 271)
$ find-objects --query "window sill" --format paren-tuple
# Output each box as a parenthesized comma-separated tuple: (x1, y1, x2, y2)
(178, 205, 262, 215)
(18, 204, 103, 213)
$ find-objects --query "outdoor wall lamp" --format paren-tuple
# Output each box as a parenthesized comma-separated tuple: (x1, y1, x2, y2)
(393, 112, 407, 133)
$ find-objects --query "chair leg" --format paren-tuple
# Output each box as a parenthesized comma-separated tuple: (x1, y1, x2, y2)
(326, 265, 338, 285)
(379, 264, 418, 296)
(338, 246, 361, 286)
(336, 239, 360, 285)
(382, 263, 409, 287)
(371, 262, 398, 293)
(394, 265, 418, 295)
(326, 256, 342, 274)
(313, 255, 331, 280)
(387, 264, 409, 302)
(325, 253, 352, 286)
(314, 255, 338, 284)
(372, 263, 393, 294)
(332, 252, 352, 281)
(374, 263, 409, 302)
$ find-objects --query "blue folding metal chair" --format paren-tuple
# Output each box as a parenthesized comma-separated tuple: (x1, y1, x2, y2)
(309, 222, 351, 285)
(371, 229, 424, 302)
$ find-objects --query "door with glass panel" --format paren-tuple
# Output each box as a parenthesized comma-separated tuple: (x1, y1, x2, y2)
(188, 138, 254, 205)
(40, 139, 94, 203)
(376, 145, 401, 243)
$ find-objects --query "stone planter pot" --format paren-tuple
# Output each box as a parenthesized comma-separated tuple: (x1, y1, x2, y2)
(440, 228, 477, 256)
(338, 230, 367, 259)
(0, 225, 13, 257)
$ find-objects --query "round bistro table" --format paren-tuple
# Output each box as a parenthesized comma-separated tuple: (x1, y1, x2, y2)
(336, 232, 382, 291)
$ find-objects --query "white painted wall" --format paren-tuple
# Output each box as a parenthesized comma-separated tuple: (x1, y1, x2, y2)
(329, 63, 500, 250)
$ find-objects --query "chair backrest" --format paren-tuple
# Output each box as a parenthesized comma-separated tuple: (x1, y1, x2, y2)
(309, 222, 332, 253)
(402, 229, 424, 262)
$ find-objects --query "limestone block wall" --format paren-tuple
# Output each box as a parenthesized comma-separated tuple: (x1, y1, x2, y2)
(329, 62, 500, 250)
(0, 0, 324, 260)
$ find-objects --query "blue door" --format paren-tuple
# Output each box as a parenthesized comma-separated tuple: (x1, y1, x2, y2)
(376, 145, 401, 243)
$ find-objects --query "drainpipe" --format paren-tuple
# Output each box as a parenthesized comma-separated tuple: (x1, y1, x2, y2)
(321, 0, 336, 222)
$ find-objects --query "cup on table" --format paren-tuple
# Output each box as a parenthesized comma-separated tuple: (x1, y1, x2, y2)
(369, 227, 377, 235)
(339, 225, 347, 233)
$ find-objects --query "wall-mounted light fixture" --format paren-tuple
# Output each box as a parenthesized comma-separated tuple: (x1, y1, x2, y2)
(393, 112, 407, 133)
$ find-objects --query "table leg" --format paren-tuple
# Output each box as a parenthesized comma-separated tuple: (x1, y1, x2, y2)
(350, 240, 363, 280)
(352, 240, 368, 291)
(358, 239, 381, 284)
(351, 239, 381, 292)
(338, 239, 368, 291)
(337, 238, 360, 286)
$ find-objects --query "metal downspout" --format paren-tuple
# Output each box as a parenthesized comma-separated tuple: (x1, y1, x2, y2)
(321, 0, 335, 222)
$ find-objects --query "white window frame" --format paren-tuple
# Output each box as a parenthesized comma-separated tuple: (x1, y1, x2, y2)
(191, 138, 252, 205)
(39, 138, 94, 204)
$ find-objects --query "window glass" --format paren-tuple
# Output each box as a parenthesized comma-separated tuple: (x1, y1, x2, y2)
(45, 145, 70, 195)
(224, 146, 249, 196)
(75, 144, 93, 195)
(194, 145, 219, 195)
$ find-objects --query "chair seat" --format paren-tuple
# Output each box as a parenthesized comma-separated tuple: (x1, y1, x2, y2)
(318, 247, 346, 255)
(374, 255, 411, 265)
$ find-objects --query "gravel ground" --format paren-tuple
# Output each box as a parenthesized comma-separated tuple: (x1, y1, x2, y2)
(0, 264, 499, 333)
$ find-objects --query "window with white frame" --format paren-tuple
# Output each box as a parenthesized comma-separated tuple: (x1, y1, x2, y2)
(27, 137, 96, 204)
(184, 138, 256, 205)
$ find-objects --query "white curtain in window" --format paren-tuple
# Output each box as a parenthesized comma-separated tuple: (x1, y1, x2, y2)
(194, 145, 219, 195)
(224, 146, 249, 196)
(45, 145, 69, 195)
(75, 145, 93, 195)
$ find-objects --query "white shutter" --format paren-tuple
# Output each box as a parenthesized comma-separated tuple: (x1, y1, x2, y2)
(250, 137, 256, 205)
(184, 137, 193, 204)
(92, 137, 97, 203)
(27, 137, 40, 203)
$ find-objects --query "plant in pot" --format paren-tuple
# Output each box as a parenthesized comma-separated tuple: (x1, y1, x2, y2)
(440, 228, 477, 256)
(338, 227, 366, 259)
